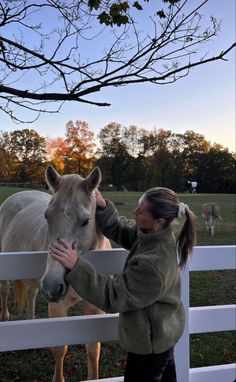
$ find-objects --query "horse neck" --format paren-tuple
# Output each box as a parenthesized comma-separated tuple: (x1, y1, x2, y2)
(91, 225, 111, 250)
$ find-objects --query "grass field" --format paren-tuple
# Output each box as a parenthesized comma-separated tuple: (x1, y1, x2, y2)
(0, 188, 235, 381)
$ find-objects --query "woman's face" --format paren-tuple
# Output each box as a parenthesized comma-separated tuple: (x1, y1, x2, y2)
(133, 195, 157, 232)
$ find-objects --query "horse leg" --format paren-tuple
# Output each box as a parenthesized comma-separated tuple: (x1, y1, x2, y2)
(51, 345, 68, 382)
(26, 279, 40, 319)
(211, 225, 214, 236)
(0, 281, 10, 321)
(48, 299, 72, 382)
(84, 302, 104, 380)
(85, 342, 101, 380)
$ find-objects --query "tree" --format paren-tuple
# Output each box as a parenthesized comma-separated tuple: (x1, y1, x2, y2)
(98, 122, 126, 157)
(97, 122, 132, 189)
(0, 131, 18, 181)
(97, 124, 183, 190)
(9, 129, 47, 182)
(47, 120, 97, 176)
(46, 137, 66, 171)
(138, 128, 184, 189)
(178, 130, 211, 179)
(123, 125, 149, 158)
(0, 129, 47, 182)
(0, 0, 235, 122)
(196, 146, 236, 193)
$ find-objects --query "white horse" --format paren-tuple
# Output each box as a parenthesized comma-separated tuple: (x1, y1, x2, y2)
(0, 165, 111, 381)
(185, 181, 197, 194)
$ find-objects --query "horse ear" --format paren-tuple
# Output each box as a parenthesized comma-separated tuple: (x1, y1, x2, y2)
(45, 165, 61, 191)
(84, 167, 101, 193)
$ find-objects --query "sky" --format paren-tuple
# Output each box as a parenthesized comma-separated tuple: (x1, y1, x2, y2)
(1, 0, 235, 153)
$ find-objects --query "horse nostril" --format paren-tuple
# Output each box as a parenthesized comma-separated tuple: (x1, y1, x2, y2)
(40, 279, 68, 302)
(59, 283, 64, 295)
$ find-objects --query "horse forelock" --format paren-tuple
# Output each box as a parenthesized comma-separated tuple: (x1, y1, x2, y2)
(54, 174, 91, 203)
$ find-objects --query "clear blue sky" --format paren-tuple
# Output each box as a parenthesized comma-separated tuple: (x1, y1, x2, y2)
(1, 0, 235, 152)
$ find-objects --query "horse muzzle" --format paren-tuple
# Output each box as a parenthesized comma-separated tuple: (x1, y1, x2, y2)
(40, 277, 69, 302)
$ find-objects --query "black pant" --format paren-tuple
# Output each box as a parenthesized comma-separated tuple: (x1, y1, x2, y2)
(124, 347, 177, 382)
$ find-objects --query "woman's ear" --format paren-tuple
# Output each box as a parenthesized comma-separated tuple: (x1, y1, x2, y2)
(154, 218, 165, 231)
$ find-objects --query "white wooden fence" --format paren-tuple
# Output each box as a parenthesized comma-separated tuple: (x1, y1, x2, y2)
(0, 245, 235, 382)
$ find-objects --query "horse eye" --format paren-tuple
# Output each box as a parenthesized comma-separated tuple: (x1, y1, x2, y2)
(44, 211, 48, 220)
(81, 219, 89, 227)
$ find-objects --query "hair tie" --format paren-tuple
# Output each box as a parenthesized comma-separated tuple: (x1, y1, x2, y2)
(177, 202, 189, 218)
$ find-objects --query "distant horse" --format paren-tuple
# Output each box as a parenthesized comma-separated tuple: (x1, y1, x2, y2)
(201, 203, 221, 236)
(185, 181, 198, 194)
(0, 166, 111, 382)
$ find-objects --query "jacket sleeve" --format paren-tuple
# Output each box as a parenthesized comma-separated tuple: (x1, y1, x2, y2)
(66, 255, 164, 314)
(96, 200, 137, 250)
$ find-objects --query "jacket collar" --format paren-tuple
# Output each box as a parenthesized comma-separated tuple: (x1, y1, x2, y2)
(137, 225, 173, 245)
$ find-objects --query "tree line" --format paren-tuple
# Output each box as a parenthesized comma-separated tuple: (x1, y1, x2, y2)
(0, 121, 235, 193)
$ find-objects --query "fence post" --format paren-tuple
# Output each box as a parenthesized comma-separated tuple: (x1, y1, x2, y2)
(175, 264, 190, 382)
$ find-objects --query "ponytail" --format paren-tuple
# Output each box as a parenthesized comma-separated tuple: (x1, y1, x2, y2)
(177, 208, 196, 270)
(144, 187, 196, 269)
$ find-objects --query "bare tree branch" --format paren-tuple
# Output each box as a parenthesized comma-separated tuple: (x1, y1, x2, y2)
(0, 0, 235, 123)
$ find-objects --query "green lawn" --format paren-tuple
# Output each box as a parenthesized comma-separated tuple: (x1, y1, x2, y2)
(0, 186, 29, 205)
(0, 188, 235, 381)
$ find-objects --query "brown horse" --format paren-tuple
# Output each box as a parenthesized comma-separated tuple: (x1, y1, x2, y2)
(201, 202, 221, 236)
(0, 165, 111, 381)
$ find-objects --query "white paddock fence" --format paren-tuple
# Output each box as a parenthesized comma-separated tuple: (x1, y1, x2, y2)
(0, 245, 235, 382)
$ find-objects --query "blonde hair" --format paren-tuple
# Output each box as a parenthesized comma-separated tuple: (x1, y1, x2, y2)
(144, 187, 196, 269)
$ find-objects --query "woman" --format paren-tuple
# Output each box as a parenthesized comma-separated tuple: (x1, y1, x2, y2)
(50, 187, 196, 381)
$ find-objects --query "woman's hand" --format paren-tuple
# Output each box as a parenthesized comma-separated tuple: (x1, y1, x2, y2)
(95, 189, 106, 208)
(50, 239, 78, 270)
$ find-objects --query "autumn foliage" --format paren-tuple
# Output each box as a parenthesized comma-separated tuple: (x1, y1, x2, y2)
(0, 121, 235, 193)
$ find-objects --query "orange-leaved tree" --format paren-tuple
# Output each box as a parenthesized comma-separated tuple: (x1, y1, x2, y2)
(46, 120, 97, 176)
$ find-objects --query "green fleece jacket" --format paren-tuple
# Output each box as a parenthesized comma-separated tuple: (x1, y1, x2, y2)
(66, 201, 185, 354)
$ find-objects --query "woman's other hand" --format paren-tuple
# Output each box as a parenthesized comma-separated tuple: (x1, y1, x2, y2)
(95, 189, 107, 209)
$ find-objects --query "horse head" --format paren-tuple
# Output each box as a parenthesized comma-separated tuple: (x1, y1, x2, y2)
(41, 165, 101, 302)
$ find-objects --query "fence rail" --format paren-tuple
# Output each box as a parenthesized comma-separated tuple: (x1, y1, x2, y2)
(0, 182, 46, 189)
(0, 245, 235, 382)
